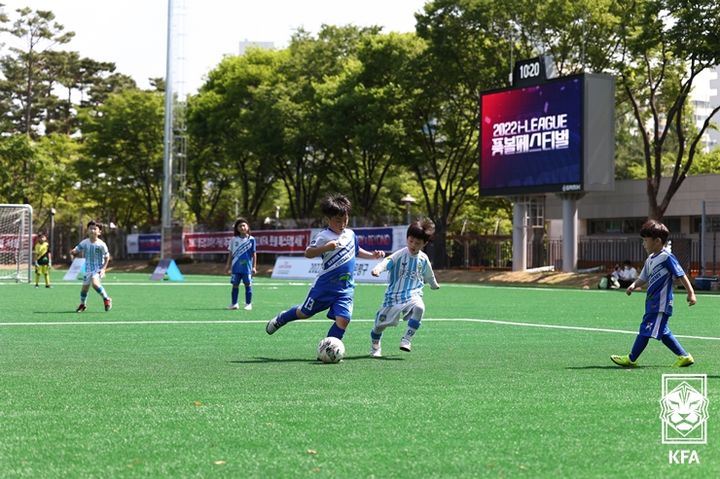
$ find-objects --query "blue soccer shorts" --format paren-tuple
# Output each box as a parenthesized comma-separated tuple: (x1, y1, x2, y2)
(230, 272, 252, 286)
(638, 311, 671, 339)
(299, 287, 354, 321)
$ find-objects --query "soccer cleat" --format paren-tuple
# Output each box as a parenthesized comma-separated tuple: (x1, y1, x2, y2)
(76, 304, 87, 313)
(399, 338, 412, 352)
(34, 284, 39, 288)
(610, 354, 637, 368)
(370, 342, 382, 358)
(672, 354, 694, 368)
(104, 297, 112, 312)
(244, 303, 252, 311)
(266, 316, 282, 335)
(227, 304, 240, 310)
(45, 285, 52, 288)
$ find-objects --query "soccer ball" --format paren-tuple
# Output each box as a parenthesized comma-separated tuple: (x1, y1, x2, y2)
(317, 336, 345, 363)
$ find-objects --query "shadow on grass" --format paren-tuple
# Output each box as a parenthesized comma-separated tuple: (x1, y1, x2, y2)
(565, 365, 665, 370)
(33, 310, 88, 314)
(230, 355, 404, 364)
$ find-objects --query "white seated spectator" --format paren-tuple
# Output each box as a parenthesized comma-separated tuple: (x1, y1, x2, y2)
(618, 260, 638, 288)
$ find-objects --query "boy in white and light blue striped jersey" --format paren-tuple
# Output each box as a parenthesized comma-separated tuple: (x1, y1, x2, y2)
(369, 218, 439, 357)
(70, 220, 112, 313)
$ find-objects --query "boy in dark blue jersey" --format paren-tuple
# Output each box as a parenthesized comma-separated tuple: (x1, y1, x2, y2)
(266, 193, 385, 340)
(611, 219, 697, 368)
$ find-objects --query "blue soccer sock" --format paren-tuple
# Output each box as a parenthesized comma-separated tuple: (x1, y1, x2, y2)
(94, 286, 108, 300)
(244, 285, 252, 305)
(327, 322, 345, 340)
(629, 335, 649, 362)
(80, 291, 88, 304)
(276, 307, 300, 326)
(371, 330, 383, 342)
(231, 287, 239, 305)
(661, 333, 688, 356)
(403, 318, 422, 339)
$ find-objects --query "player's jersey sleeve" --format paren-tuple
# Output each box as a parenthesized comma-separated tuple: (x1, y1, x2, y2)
(666, 253, 685, 278)
(309, 230, 330, 250)
(422, 256, 439, 289)
(638, 257, 650, 282)
(228, 238, 234, 253)
(386, 249, 404, 272)
(250, 236, 256, 254)
(73, 239, 87, 254)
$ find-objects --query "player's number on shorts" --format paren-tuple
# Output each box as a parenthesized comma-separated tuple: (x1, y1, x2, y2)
(303, 297, 315, 311)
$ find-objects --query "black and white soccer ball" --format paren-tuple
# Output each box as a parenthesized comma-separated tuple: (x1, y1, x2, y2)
(317, 336, 345, 363)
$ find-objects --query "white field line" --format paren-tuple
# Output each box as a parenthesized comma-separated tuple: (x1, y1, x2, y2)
(1, 317, 719, 341)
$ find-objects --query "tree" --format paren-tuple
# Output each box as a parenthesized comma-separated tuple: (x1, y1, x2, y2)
(615, 0, 720, 219)
(0, 7, 73, 136)
(79, 89, 165, 226)
(187, 48, 285, 226)
(317, 31, 425, 221)
(406, 0, 513, 268)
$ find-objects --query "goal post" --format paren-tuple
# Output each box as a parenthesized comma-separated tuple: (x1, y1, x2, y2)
(0, 204, 33, 283)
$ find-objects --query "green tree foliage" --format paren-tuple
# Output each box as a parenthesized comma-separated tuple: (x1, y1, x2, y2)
(615, 0, 720, 219)
(186, 48, 285, 227)
(79, 89, 165, 226)
(0, 7, 73, 136)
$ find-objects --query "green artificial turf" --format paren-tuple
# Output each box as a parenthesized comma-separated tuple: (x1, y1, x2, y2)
(1, 272, 718, 478)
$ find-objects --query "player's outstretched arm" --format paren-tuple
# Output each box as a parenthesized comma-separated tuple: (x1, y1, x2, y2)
(358, 248, 385, 260)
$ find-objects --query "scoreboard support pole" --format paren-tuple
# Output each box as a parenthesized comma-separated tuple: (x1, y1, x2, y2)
(512, 200, 527, 272)
(559, 192, 584, 272)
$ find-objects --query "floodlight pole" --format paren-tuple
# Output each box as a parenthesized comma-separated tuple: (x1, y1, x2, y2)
(161, 0, 175, 259)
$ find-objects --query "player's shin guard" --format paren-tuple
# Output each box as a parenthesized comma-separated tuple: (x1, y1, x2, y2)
(629, 334, 649, 362)
(661, 333, 688, 356)
(244, 285, 252, 305)
(94, 286, 108, 300)
(327, 322, 345, 340)
(231, 287, 239, 305)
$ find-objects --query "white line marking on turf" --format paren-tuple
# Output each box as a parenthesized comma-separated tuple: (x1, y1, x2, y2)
(1, 317, 719, 341)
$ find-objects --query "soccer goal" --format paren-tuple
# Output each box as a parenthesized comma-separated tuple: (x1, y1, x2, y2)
(0, 204, 33, 283)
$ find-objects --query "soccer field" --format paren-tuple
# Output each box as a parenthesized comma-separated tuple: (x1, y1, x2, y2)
(1, 272, 718, 478)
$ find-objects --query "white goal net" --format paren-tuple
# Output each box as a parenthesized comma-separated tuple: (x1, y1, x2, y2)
(0, 204, 33, 283)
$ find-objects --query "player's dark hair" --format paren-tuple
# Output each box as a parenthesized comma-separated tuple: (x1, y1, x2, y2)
(86, 220, 102, 231)
(233, 217, 249, 235)
(640, 219, 669, 244)
(407, 218, 435, 243)
(320, 193, 351, 218)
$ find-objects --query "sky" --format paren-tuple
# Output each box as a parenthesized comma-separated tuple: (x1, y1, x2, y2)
(2, 0, 428, 95)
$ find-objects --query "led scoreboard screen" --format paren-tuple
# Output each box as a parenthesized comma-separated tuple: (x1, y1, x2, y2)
(480, 75, 584, 195)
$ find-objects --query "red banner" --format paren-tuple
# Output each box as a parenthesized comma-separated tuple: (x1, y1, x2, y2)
(183, 229, 311, 254)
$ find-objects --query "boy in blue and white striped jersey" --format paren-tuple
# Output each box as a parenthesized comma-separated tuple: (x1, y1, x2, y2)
(70, 220, 112, 313)
(369, 218, 439, 357)
(611, 219, 697, 368)
(265, 193, 385, 343)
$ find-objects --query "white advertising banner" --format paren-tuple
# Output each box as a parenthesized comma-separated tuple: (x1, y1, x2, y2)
(271, 256, 388, 284)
